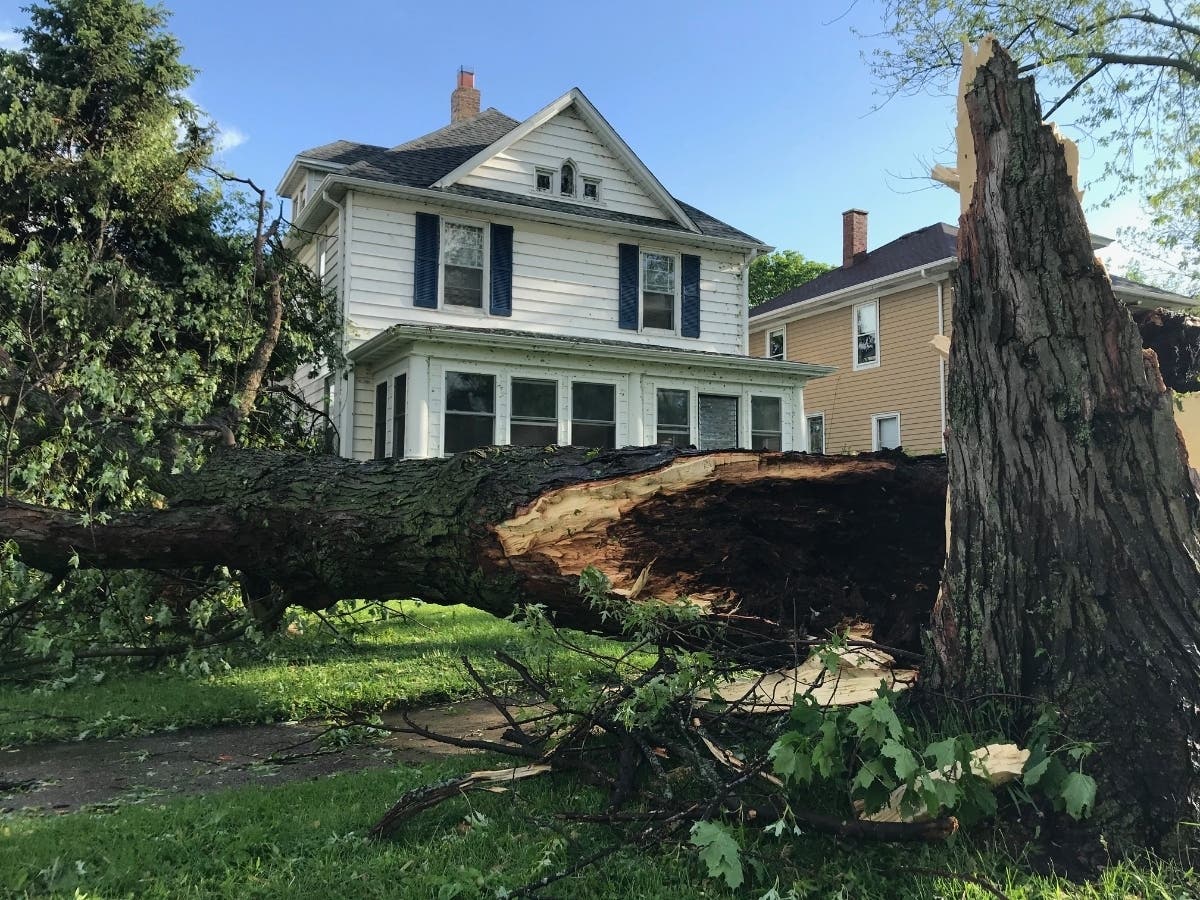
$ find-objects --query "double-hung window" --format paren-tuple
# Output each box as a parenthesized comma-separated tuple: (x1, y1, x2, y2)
(443, 221, 485, 308)
(656, 388, 690, 446)
(444, 372, 495, 454)
(510, 378, 558, 446)
(767, 328, 785, 360)
(853, 299, 879, 369)
(642, 251, 677, 331)
(751, 396, 783, 451)
(571, 382, 616, 449)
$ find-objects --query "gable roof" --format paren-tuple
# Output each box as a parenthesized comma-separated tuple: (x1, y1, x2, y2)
(750, 221, 1193, 319)
(431, 88, 698, 233)
(286, 102, 762, 246)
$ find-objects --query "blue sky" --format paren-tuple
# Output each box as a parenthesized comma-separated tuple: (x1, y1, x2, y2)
(0, 0, 1143, 270)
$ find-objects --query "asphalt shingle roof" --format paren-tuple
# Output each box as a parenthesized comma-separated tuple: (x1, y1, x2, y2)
(751, 223, 958, 318)
(295, 109, 759, 244)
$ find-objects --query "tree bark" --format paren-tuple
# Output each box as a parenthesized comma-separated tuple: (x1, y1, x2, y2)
(930, 43, 1200, 851)
(1, 447, 947, 646)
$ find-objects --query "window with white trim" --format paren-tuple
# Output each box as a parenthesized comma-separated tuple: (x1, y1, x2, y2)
(535, 168, 553, 193)
(656, 388, 690, 446)
(872, 412, 901, 450)
(698, 394, 738, 451)
(571, 382, 615, 448)
(373, 382, 388, 460)
(560, 161, 576, 197)
(582, 177, 601, 201)
(806, 413, 825, 454)
(443, 221, 486, 308)
(510, 378, 558, 446)
(751, 396, 783, 451)
(641, 251, 677, 331)
(392, 374, 407, 459)
(767, 328, 785, 360)
(853, 299, 879, 369)
(444, 372, 495, 454)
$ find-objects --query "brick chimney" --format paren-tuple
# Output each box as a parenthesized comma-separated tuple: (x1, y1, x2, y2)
(842, 209, 868, 267)
(451, 68, 480, 123)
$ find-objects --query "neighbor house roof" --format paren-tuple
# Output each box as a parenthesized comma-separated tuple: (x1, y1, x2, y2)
(288, 100, 762, 246)
(750, 222, 1193, 319)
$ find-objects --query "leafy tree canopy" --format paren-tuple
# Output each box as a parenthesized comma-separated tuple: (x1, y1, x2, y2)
(748, 250, 833, 306)
(868, 0, 1200, 294)
(0, 0, 340, 677)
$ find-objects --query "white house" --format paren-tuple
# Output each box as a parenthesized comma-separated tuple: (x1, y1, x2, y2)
(279, 71, 831, 459)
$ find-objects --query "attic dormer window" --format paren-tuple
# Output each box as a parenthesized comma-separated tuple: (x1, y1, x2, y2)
(560, 162, 575, 197)
(535, 168, 553, 193)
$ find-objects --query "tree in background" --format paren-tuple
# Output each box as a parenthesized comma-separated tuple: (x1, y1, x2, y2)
(748, 250, 833, 306)
(0, 0, 341, 674)
(869, 0, 1200, 295)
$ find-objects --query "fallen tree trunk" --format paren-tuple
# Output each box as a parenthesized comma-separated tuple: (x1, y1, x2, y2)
(2, 447, 947, 644)
(932, 41, 1200, 851)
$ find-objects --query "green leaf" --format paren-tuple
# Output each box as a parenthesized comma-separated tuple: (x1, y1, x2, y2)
(924, 737, 959, 770)
(689, 821, 744, 889)
(1022, 753, 1052, 787)
(1061, 772, 1097, 820)
(769, 732, 814, 785)
(880, 739, 921, 782)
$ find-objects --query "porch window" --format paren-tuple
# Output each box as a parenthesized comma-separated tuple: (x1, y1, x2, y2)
(872, 412, 901, 450)
(656, 388, 690, 446)
(510, 378, 558, 446)
(392, 374, 407, 459)
(571, 382, 616, 449)
(444, 371, 495, 454)
(443, 221, 485, 308)
(751, 396, 783, 451)
(373, 382, 388, 460)
(698, 394, 738, 451)
(323, 374, 338, 455)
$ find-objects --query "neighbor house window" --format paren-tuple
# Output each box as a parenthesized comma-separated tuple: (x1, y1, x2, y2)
(392, 374, 407, 459)
(854, 299, 879, 369)
(373, 382, 388, 460)
(443, 221, 485, 308)
(642, 252, 676, 330)
(656, 388, 690, 446)
(571, 382, 616, 448)
(767, 328, 785, 360)
(806, 413, 825, 454)
(511, 378, 558, 446)
(582, 177, 600, 201)
(699, 394, 738, 451)
(872, 412, 901, 450)
(560, 161, 576, 197)
(751, 396, 783, 451)
(535, 168, 553, 193)
(444, 372, 495, 454)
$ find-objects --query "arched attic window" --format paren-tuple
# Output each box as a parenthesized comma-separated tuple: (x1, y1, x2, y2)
(560, 161, 576, 197)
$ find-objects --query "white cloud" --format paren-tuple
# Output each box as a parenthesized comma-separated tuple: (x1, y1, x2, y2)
(0, 29, 23, 50)
(215, 125, 248, 153)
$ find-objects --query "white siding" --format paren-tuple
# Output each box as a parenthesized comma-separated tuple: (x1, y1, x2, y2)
(345, 193, 747, 355)
(457, 108, 668, 221)
(345, 339, 807, 460)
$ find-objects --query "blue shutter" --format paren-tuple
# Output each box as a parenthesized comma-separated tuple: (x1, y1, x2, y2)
(618, 243, 639, 330)
(681, 254, 701, 338)
(489, 223, 513, 317)
(413, 212, 440, 308)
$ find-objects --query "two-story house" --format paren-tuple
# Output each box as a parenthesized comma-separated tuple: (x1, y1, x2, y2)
(280, 71, 831, 459)
(749, 210, 1194, 455)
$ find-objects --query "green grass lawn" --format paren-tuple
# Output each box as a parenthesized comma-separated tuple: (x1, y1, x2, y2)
(0, 602, 624, 745)
(2, 603, 1198, 898)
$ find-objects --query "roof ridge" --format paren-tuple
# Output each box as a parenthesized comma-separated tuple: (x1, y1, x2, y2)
(390, 107, 519, 152)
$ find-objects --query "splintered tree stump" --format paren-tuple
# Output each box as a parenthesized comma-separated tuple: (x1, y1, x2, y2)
(1, 447, 947, 647)
(933, 41, 1200, 850)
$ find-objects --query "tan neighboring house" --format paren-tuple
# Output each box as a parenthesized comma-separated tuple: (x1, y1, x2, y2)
(749, 210, 1195, 456)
